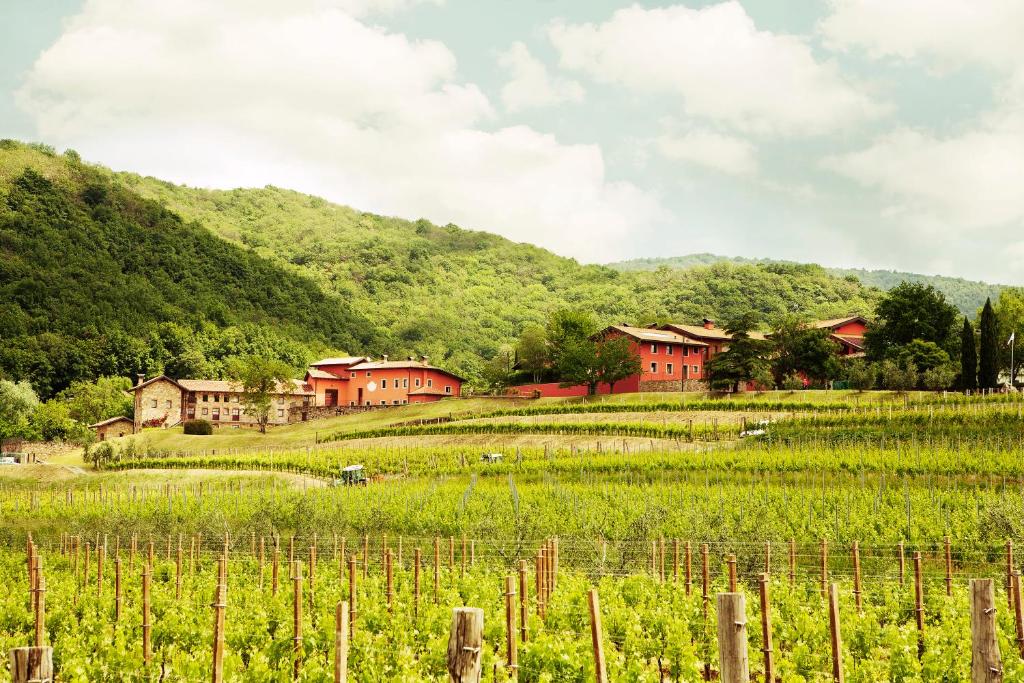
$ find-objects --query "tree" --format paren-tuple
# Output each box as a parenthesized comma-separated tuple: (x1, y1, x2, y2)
(58, 376, 133, 425)
(979, 298, 999, 389)
(596, 336, 642, 393)
(879, 360, 917, 392)
(865, 282, 959, 359)
(0, 380, 40, 441)
(228, 356, 295, 433)
(992, 289, 1024, 388)
(845, 358, 876, 391)
(771, 318, 842, 386)
(895, 339, 950, 374)
(515, 325, 548, 383)
(547, 310, 596, 368)
(705, 314, 773, 392)
(482, 345, 516, 390)
(921, 365, 956, 391)
(87, 441, 116, 470)
(554, 339, 602, 395)
(959, 317, 977, 391)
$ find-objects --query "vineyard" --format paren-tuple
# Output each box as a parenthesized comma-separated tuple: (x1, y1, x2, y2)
(3, 391, 1024, 681)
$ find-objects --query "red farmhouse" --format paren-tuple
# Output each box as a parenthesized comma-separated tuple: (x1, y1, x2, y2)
(305, 356, 464, 407)
(811, 316, 868, 357)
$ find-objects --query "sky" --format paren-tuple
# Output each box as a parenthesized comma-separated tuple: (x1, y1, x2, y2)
(2, 0, 1023, 283)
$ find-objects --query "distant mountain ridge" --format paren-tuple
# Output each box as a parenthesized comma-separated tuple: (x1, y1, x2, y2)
(607, 254, 1005, 315)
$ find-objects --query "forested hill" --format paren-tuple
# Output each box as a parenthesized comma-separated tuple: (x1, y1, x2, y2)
(0, 141, 383, 397)
(608, 254, 1003, 315)
(2, 141, 884, 393)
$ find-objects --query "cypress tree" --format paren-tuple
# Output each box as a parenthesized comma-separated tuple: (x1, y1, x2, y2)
(978, 298, 999, 389)
(959, 317, 977, 391)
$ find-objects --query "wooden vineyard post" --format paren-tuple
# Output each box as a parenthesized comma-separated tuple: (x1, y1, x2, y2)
(1008, 541, 1015, 612)
(1013, 572, 1024, 659)
(309, 542, 317, 608)
(33, 565, 45, 648)
(8, 647, 53, 683)
(685, 541, 693, 595)
(716, 592, 749, 683)
(293, 561, 303, 681)
(259, 537, 265, 591)
(505, 576, 518, 681)
(970, 579, 1003, 682)
(898, 541, 906, 586)
(828, 583, 844, 683)
(434, 537, 441, 604)
(348, 556, 357, 639)
(447, 607, 484, 683)
(945, 536, 953, 597)
(97, 547, 104, 601)
(414, 548, 422, 618)
(520, 557, 528, 643)
(728, 553, 738, 592)
(674, 539, 680, 582)
(820, 539, 828, 598)
(142, 563, 152, 666)
(176, 544, 183, 600)
(588, 589, 608, 683)
(386, 549, 394, 613)
(273, 545, 280, 596)
(335, 601, 349, 683)
(852, 541, 863, 614)
(789, 539, 796, 586)
(211, 556, 226, 683)
(115, 557, 122, 622)
(913, 551, 925, 656)
(536, 550, 545, 619)
(759, 573, 775, 683)
(702, 543, 711, 681)
(449, 536, 455, 573)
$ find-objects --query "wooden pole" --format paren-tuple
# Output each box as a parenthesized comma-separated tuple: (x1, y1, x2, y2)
(348, 556, 357, 640)
(728, 553, 738, 592)
(505, 576, 518, 681)
(536, 550, 545, 619)
(685, 541, 693, 596)
(970, 578, 1003, 682)
(115, 557, 122, 622)
(852, 541, 863, 614)
(518, 560, 529, 643)
(758, 574, 774, 683)
(716, 593, 750, 683)
(386, 549, 394, 613)
(142, 564, 152, 665)
(446, 607, 484, 683)
(211, 556, 226, 683)
(293, 560, 303, 681)
(33, 572, 45, 648)
(334, 601, 349, 683)
(588, 589, 608, 683)
(8, 647, 53, 683)
(828, 583, 844, 683)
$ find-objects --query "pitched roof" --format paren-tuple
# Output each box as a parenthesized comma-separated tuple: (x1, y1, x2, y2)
(811, 316, 868, 330)
(600, 325, 707, 346)
(177, 378, 314, 395)
(128, 375, 186, 392)
(306, 368, 345, 380)
(660, 323, 766, 341)
(408, 387, 453, 396)
(349, 360, 466, 381)
(310, 357, 369, 367)
(89, 416, 133, 429)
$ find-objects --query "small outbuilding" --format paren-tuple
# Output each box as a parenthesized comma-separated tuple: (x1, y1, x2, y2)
(90, 416, 135, 441)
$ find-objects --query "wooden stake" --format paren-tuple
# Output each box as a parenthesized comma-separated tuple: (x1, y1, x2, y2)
(970, 578, 1003, 682)
(674, 539, 680, 582)
(505, 576, 518, 681)
(386, 549, 394, 613)
(727, 553, 737, 592)
(414, 547, 422, 618)
(293, 560, 303, 681)
(114, 557, 122, 622)
(348, 556, 357, 639)
(759, 573, 774, 683)
(8, 647, 53, 683)
(142, 564, 152, 666)
(335, 601, 349, 683)
(828, 583, 844, 683)
(211, 556, 226, 683)
(852, 541, 862, 614)
(715, 593, 749, 683)
(685, 541, 693, 595)
(588, 589, 608, 683)
(518, 560, 528, 643)
(446, 607, 484, 683)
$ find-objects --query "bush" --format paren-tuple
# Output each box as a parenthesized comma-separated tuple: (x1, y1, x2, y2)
(780, 373, 805, 391)
(183, 419, 213, 435)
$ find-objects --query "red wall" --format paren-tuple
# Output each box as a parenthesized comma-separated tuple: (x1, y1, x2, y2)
(833, 320, 867, 337)
(510, 375, 640, 398)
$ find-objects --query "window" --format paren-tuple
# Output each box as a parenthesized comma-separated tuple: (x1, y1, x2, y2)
(683, 347, 689, 357)
(202, 394, 209, 402)
(415, 378, 421, 387)
(381, 379, 388, 389)
(366, 371, 372, 377)
(692, 365, 699, 374)
(403, 379, 408, 388)
(445, 386, 452, 394)
(650, 362, 657, 374)
(202, 408, 209, 416)
(214, 394, 220, 402)
(666, 346, 673, 355)
(667, 363, 673, 375)
(380, 400, 386, 406)
(212, 408, 220, 420)
(427, 379, 433, 388)
(232, 408, 239, 417)
(350, 372, 356, 378)
(278, 397, 284, 405)
(393, 400, 400, 405)
(349, 401, 355, 407)
(277, 409, 284, 418)
(150, 399, 157, 408)
(650, 343, 657, 353)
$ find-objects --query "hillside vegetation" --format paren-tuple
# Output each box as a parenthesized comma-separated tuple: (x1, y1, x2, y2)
(609, 253, 1003, 315)
(2, 141, 885, 392)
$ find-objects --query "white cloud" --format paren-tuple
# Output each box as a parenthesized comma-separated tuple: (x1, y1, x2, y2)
(547, 1, 884, 136)
(497, 42, 584, 112)
(820, 0, 1024, 71)
(16, 0, 662, 262)
(656, 129, 757, 176)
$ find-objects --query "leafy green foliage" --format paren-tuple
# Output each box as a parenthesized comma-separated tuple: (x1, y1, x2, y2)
(0, 379, 39, 440)
(771, 318, 842, 386)
(959, 317, 977, 391)
(228, 356, 296, 433)
(706, 315, 774, 391)
(979, 298, 999, 389)
(866, 283, 960, 360)
(183, 419, 213, 435)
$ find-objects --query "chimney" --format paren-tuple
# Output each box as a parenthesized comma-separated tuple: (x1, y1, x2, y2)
(408, 356, 414, 361)
(421, 355, 429, 365)
(703, 319, 715, 330)
(136, 373, 145, 387)
(382, 354, 389, 362)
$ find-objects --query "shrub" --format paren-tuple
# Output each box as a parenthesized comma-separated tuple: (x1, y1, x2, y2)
(183, 419, 213, 435)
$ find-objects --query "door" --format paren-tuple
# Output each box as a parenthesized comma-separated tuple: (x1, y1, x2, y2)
(357, 388, 363, 405)
(325, 389, 338, 407)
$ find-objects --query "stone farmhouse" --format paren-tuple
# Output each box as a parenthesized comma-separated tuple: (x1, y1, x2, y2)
(126, 356, 464, 434)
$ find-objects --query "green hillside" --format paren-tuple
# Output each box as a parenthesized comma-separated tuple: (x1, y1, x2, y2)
(608, 254, 1004, 315)
(1, 141, 885, 394)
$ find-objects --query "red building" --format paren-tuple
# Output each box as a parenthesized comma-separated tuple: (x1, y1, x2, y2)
(657, 319, 766, 359)
(304, 356, 464, 407)
(811, 316, 868, 356)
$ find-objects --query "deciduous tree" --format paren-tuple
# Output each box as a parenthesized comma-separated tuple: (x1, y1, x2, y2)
(228, 356, 295, 433)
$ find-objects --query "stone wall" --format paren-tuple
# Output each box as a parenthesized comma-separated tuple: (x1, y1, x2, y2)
(134, 379, 183, 431)
(638, 379, 709, 393)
